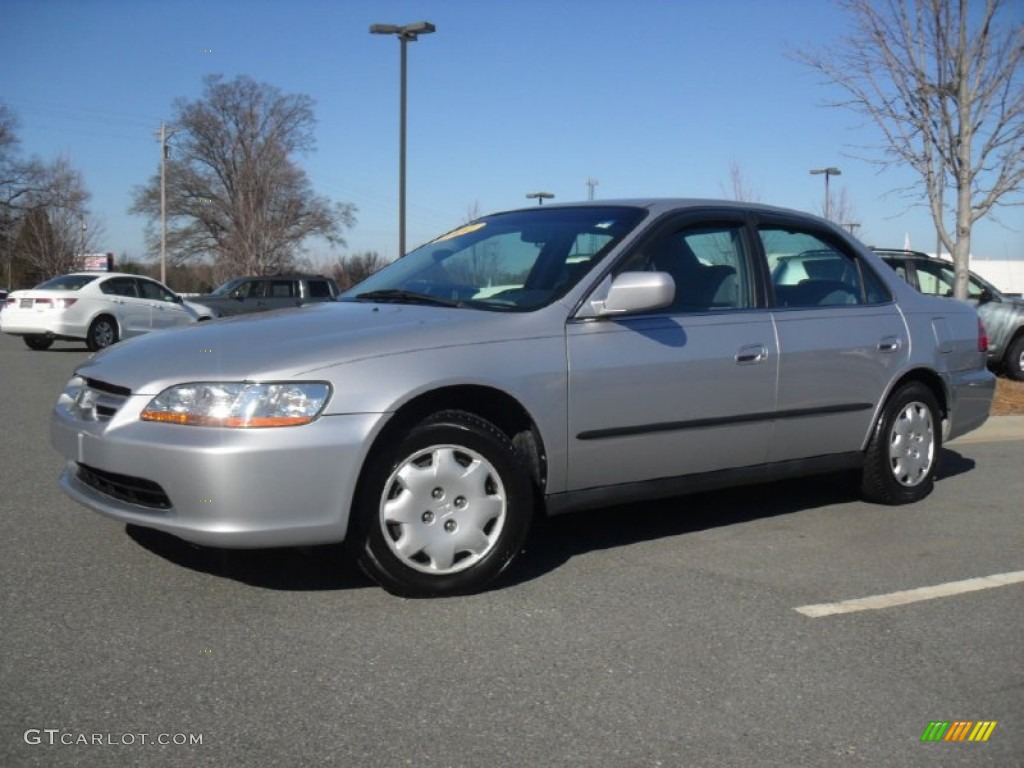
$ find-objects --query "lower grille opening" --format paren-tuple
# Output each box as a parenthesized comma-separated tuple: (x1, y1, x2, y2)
(77, 463, 171, 510)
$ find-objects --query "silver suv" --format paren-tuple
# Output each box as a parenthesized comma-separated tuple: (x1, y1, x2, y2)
(874, 248, 1024, 380)
(189, 274, 339, 317)
(51, 201, 994, 596)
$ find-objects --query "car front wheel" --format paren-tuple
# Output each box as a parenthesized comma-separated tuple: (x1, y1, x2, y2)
(861, 382, 941, 505)
(86, 316, 118, 351)
(353, 410, 534, 597)
(23, 335, 53, 351)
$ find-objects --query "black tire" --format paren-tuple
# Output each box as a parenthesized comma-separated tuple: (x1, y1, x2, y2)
(86, 316, 118, 352)
(1005, 335, 1024, 381)
(23, 335, 53, 351)
(861, 382, 941, 505)
(352, 410, 534, 597)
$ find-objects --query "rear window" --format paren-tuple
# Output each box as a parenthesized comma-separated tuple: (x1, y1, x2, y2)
(35, 275, 99, 291)
(307, 280, 333, 298)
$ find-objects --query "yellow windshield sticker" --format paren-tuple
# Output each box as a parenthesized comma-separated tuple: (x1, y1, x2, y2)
(431, 222, 486, 243)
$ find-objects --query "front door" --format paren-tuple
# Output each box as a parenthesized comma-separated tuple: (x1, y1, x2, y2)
(565, 217, 778, 491)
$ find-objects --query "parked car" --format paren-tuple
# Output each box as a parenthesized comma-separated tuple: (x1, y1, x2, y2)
(874, 248, 1024, 381)
(1, 272, 212, 351)
(187, 274, 340, 317)
(51, 201, 994, 596)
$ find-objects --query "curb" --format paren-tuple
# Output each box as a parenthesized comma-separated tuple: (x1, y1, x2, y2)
(949, 414, 1024, 444)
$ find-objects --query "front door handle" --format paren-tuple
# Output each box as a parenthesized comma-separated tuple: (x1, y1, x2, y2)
(735, 344, 767, 364)
(878, 336, 902, 353)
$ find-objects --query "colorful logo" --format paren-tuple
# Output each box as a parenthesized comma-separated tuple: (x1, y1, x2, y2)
(921, 721, 997, 742)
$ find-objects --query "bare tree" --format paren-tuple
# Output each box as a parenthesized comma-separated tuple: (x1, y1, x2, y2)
(799, 0, 1023, 299)
(331, 251, 388, 290)
(131, 74, 356, 275)
(722, 160, 762, 202)
(12, 156, 102, 283)
(823, 185, 860, 234)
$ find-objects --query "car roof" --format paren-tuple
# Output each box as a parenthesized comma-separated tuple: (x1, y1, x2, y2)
(63, 271, 159, 279)
(488, 197, 830, 218)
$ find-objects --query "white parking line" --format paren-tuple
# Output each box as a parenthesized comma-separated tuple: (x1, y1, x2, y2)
(795, 571, 1024, 618)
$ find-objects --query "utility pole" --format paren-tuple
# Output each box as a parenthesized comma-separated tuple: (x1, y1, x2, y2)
(585, 177, 599, 200)
(156, 123, 175, 284)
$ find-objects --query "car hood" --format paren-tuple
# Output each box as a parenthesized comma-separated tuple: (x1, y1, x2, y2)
(74, 301, 560, 394)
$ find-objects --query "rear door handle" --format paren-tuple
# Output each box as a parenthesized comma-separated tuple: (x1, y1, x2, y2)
(735, 344, 768, 364)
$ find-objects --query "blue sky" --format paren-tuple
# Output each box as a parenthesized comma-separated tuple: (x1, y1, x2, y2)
(3, 0, 1022, 268)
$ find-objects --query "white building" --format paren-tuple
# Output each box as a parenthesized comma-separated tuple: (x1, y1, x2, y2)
(966, 258, 1024, 296)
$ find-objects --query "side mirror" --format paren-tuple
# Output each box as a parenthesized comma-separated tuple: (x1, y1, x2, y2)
(592, 271, 674, 316)
(978, 288, 996, 304)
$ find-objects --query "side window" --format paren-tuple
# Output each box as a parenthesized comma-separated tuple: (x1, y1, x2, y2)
(916, 260, 989, 300)
(269, 280, 295, 298)
(307, 280, 332, 298)
(101, 277, 138, 298)
(137, 279, 175, 302)
(761, 227, 887, 307)
(616, 224, 751, 312)
(229, 281, 264, 298)
(914, 262, 954, 296)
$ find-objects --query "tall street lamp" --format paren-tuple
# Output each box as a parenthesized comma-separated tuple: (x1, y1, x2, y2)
(526, 192, 554, 205)
(809, 166, 841, 220)
(370, 21, 436, 258)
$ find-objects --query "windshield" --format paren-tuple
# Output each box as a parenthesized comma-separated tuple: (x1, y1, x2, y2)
(209, 278, 247, 297)
(342, 206, 647, 310)
(35, 274, 100, 291)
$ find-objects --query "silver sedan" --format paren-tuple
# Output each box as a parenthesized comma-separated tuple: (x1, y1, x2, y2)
(51, 200, 995, 596)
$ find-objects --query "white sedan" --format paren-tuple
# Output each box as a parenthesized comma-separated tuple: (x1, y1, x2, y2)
(1, 272, 211, 351)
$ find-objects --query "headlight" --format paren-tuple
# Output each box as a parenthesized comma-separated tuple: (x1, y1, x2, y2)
(140, 382, 331, 428)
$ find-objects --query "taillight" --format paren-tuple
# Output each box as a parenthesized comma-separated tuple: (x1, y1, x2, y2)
(34, 298, 52, 307)
(4, 298, 14, 307)
(55, 298, 77, 309)
(978, 317, 988, 353)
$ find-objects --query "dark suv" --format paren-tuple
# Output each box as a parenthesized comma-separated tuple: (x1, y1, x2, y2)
(875, 248, 1024, 380)
(190, 275, 339, 318)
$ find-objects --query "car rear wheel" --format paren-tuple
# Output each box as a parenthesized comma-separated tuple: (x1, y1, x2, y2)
(1005, 335, 1024, 381)
(352, 410, 534, 597)
(86, 316, 118, 351)
(23, 335, 53, 351)
(861, 382, 941, 505)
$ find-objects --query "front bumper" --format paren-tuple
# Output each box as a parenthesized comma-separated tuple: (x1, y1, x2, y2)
(51, 388, 386, 547)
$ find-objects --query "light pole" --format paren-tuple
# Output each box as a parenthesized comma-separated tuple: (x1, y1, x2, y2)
(526, 192, 554, 206)
(809, 166, 841, 220)
(370, 21, 436, 258)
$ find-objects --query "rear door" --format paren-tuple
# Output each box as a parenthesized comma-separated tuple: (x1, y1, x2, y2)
(137, 278, 191, 329)
(260, 279, 301, 310)
(566, 212, 778, 490)
(757, 217, 908, 461)
(99, 277, 150, 336)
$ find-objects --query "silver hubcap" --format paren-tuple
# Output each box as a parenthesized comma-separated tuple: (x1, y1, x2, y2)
(888, 400, 935, 487)
(93, 322, 114, 348)
(380, 444, 507, 575)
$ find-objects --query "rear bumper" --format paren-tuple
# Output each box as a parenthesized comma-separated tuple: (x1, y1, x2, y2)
(0, 311, 84, 339)
(943, 367, 996, 443)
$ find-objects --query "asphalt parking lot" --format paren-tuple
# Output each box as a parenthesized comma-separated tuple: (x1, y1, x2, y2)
(1, 332, 1021, 768)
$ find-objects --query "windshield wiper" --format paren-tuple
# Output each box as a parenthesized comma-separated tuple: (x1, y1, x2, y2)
(353, 289, 463, 307)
